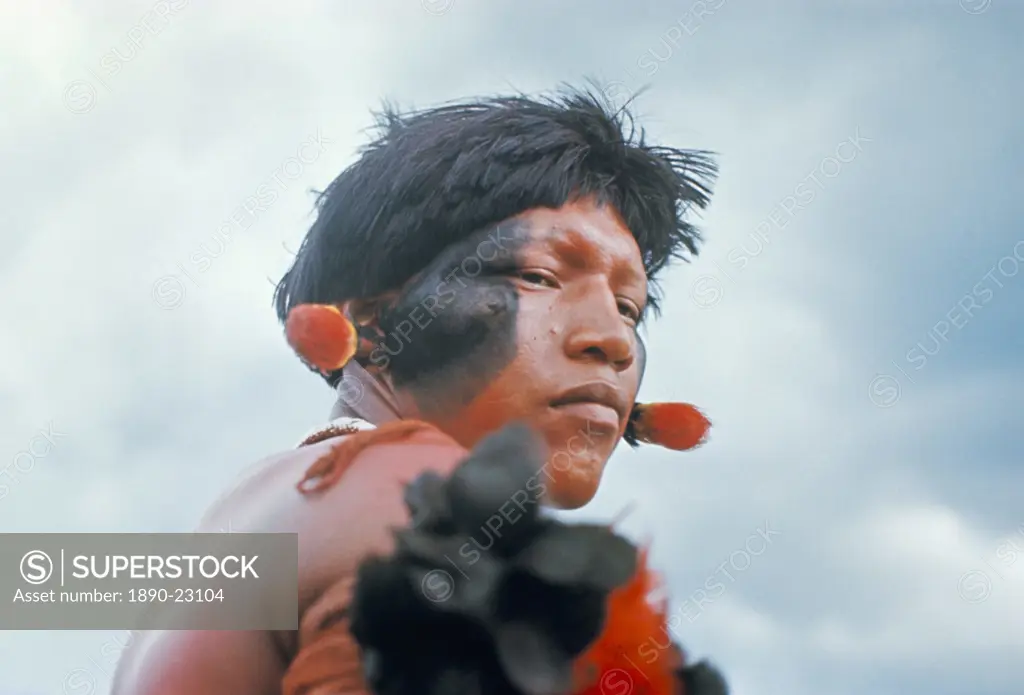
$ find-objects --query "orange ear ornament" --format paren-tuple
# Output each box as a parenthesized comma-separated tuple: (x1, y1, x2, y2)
(624, 402, 711, 451)
(284, 304, 358, 375)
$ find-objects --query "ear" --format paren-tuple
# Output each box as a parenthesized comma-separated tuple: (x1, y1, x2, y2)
(339, 293, 401, 372)
(341, 292, 400, 330)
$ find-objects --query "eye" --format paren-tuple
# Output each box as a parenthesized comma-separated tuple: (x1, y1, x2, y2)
(618, 300, 642, 324)
(516, 269, 559, 288)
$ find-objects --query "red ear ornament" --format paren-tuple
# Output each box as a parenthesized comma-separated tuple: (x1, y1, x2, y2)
(284, 304, 358, 375)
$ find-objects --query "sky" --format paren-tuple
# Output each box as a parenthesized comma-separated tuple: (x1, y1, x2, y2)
(1, 0, 1022, 693)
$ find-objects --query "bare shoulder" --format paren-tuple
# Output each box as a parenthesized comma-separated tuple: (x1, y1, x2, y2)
(113, 423, 468, 694)
(278, 423, 470, 602)
(201, 422, 469, 608)
(197, 422, 467, 541)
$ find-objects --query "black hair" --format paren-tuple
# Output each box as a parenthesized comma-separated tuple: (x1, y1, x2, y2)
(273, 84, 717, 386)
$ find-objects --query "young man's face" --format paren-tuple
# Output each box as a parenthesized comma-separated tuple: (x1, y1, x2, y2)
(373, 196, 647, 508)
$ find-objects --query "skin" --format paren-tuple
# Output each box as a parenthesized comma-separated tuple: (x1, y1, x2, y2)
(112, 196, 649, 695)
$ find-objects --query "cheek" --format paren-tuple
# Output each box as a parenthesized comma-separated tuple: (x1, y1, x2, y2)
(508, 293, 557, 364)
(421, 293, 569, 449)
(382, 278, 520, 412)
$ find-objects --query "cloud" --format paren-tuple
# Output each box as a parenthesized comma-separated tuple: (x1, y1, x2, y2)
(1, 1, 1021, 694)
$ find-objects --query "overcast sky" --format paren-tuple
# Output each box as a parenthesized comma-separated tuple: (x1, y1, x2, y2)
(1, 1, 1022, 693)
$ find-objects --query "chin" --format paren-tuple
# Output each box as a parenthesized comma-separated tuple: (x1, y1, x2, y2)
(532, 420, 617, 508)
(542, 453, 607, 509)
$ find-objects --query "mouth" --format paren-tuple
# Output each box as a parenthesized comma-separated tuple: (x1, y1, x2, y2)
(550, 382, 629, 425)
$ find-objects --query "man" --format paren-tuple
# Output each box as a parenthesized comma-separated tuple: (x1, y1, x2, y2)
(112, 86, 717, 695)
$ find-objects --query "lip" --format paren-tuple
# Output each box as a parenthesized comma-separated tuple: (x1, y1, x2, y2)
(550, 382, 629, 423)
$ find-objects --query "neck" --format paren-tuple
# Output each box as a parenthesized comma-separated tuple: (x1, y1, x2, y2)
(329, 362, 403, 426)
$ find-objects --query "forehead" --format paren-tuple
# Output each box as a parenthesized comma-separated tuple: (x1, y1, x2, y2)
(514, 199, 646, 285)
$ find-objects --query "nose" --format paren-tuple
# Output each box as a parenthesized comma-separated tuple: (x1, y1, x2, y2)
(563, 284, 636, 372)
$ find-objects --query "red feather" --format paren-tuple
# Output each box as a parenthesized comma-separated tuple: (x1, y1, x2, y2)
(634, 403, 710, 451)
(573, 549, 681, 695)
(285, 304, 358, 374)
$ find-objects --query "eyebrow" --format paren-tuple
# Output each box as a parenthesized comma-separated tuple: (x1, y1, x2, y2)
(543, 227, 646, 288)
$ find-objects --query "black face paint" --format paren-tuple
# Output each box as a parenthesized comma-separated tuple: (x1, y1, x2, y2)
(373, 220, 531, 415)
